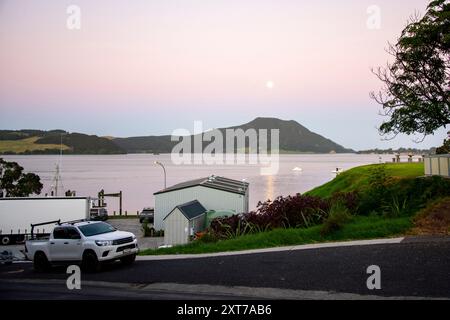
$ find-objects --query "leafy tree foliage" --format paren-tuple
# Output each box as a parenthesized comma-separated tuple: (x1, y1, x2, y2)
(371, 0, 450, 137)
(0, 158, 43, 197)
(436, 137, 450, 153)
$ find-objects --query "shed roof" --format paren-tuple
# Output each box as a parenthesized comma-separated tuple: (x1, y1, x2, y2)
(154, 175, 249, 196)
(163, 200, 207, 221)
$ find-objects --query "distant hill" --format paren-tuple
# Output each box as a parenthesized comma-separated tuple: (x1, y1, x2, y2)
(0, 130, 125, 155)
(225, 117, 353, 153)
(113, 135, 176, 154)
(114, 117, 354, 154)
(0, 118, 354, 155)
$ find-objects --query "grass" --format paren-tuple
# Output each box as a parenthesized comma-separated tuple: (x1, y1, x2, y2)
(139, 215, 412, 255)
(307, 163, 424, 198)
(139, 162, 425, 256)
(0, 137, 70, 153)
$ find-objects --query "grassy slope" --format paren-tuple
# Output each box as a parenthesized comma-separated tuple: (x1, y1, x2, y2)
(307, 163, 424, 198)
(141, 163, 423, 255)
(0, 137, 70, 153)
(140, 216, 411, 255)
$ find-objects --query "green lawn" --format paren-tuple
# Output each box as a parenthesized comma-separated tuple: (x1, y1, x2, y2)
(139, 215, 412, 255)
(307, 163, 424, 198)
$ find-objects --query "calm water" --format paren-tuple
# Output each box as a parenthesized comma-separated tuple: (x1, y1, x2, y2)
(3, 154, 395, 214)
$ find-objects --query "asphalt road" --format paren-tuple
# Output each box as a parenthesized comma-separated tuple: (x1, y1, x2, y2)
(1, 237, 449, 299)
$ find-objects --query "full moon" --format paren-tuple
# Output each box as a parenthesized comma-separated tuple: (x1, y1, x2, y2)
(266, 81, 274, 89)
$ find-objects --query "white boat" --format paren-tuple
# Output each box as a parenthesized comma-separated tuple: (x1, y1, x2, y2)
(292, 167, 303, 172)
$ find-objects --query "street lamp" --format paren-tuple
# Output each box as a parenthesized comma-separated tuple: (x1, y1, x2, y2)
(154, 161, 166, 189)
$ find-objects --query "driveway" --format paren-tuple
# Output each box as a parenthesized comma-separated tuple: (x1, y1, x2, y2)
(107, 218, 163, 250)
(1, 236, 449, 299)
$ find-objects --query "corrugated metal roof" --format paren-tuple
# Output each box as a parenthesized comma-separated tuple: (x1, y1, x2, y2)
(163, 200, 207, 221)
(154, 175, 249, 195)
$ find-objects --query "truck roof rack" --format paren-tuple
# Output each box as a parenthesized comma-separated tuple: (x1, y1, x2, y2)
(30, 220, 61, 237)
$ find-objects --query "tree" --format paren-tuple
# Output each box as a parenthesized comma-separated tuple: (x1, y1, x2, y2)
(0, 158, 43, 197)
(371, 0, 450, 138)
(436, 136, 450, 153)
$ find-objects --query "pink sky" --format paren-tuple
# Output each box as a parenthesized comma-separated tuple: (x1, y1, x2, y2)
(0, 0, 446, 149)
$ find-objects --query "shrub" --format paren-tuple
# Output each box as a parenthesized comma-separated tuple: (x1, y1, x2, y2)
(196, 231, 218, 243)
(382, 194, 408, 218)
(357, 175, 450, 216)
(330, 191, 360, 212)
(320, 203, 352, 236)
(210, 194, 330, 239)
(141, 222, 152, 237)
(141, 223, 164, 237)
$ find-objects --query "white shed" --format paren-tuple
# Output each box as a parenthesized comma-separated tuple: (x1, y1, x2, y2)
(163, 200, 207, 246)
(154, 175, 249, 230)
(424, 154, 450, 177)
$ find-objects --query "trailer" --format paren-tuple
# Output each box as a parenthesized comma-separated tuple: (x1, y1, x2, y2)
(0, 197, 94, 245)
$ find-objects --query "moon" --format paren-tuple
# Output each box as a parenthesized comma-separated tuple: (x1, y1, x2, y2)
(266, 81, 274, 89)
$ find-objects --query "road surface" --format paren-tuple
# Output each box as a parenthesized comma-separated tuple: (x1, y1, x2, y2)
(1, 236, 449, 299)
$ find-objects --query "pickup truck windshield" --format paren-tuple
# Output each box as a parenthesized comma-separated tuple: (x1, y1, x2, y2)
(78, 222, 115, 237)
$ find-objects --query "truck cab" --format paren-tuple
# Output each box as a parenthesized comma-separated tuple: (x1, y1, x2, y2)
(25, 221, 138, 272)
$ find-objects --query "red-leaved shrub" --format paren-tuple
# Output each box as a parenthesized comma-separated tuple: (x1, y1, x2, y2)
(210, 194, 331, 239)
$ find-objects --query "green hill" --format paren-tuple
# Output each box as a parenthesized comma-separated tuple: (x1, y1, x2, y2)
(114, 117, 354, 154)
(0, 117, 354, 154)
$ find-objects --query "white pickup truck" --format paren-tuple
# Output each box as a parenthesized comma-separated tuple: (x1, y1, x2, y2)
(25, 221, 139, 272)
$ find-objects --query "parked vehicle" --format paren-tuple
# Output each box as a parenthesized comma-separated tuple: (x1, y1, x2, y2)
(25, 220, 138, 272)
(139, 207, 154, 223)
(0, 197, 94, 245)
(89, 207, 109, 221)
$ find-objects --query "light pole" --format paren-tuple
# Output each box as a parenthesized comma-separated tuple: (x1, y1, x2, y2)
(154, 161, 166, 189)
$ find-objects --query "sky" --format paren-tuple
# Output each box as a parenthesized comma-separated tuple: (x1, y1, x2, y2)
(0, 0, 447, 150)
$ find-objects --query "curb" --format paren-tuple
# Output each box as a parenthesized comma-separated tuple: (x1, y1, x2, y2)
(137, 237, 405, 261)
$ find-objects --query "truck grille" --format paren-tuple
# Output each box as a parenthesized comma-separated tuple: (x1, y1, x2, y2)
(116, 243, 136, 252)
(113, 237, 133, 245)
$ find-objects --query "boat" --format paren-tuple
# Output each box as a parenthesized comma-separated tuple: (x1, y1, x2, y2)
(292, 167, 303, 172)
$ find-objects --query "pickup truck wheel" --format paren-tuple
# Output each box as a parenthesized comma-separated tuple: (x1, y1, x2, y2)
(33, 252, 50, 272)
(82, 251, 100, 273)
(120, 254, 136, 266)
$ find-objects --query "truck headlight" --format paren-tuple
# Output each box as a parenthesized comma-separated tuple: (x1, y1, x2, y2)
(132, 235, 136, 241)
(95, 240, 113, 246)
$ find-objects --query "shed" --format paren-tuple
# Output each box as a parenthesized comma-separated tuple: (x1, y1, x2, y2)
(163, 200, 207, 246)
(424, 154, 450, 177)
(154, 175, 249, 230)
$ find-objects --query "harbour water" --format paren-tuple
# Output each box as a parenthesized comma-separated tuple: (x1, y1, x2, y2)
(3, 154, 397, 214)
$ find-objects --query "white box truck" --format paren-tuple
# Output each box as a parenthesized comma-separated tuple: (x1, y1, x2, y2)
(0, 197, 94, 245)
